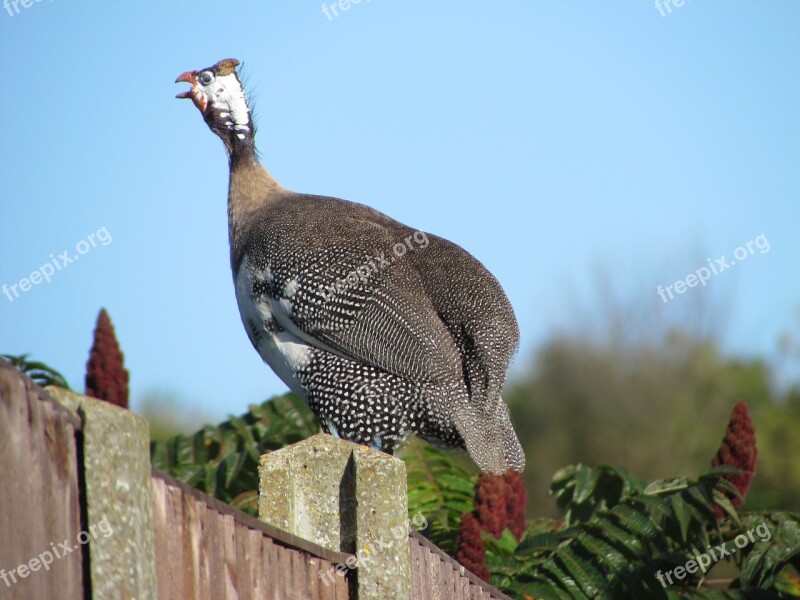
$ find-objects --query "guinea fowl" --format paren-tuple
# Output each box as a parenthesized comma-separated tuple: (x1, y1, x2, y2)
(176, 58, 524, 473)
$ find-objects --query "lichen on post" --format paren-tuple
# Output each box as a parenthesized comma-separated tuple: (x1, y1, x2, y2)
(258, 433, 412, 600)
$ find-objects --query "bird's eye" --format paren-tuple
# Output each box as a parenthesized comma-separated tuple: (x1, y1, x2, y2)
(198, 71, 214, 85)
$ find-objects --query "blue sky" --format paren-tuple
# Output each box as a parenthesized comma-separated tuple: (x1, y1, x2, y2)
(1, 1, 798, 423)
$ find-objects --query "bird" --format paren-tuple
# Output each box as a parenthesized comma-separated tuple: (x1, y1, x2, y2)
(176, 58, 524, 474)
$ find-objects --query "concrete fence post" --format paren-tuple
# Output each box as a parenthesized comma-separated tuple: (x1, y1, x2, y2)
(48, 388, 157, 599)
(258, 433, 412, 600)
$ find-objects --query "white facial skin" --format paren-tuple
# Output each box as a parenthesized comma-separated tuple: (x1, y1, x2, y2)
(194, 70, 251, 140)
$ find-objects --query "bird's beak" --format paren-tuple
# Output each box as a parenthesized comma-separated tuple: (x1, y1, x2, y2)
(175, 70, 208, 113)
(175, 70, 197, 98)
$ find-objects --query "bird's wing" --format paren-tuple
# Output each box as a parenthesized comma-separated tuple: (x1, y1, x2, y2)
(250, 206, 464, 385)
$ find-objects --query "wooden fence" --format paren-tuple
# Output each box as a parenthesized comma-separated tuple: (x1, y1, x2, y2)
(409, 531, 513, 600)
(0, 360, 85, 599)
(151, 470, 351, 599)
(0, 359, 513, 600)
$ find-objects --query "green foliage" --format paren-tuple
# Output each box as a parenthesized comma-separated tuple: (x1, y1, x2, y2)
(506, 331, 786, 519)
(150, 391, 479, 548)
(489, 464, 800, 599)
(748, 387, 800, 511)
(2, 353, 70, 389)
(137, 392, 214, 441)
(400, 440, 478, 554)
(150, 393, 319, 514)
(148, 391, 800, 598)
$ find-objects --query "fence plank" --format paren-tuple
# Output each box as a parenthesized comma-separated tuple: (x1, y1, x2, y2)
(0, 362, 83, 599)
(152, 470, 353, 600)
(408, 531, 514, 600)
(248, 527, 266, 600)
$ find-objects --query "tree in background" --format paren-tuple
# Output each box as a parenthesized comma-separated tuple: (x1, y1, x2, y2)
(506, 282, 800, 517)
(137, 391, 216, 441)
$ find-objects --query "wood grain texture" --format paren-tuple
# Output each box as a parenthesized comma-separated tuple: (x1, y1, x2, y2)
(408, 531, 513, 600)
(151, 470, 350, 599)
(0, 361, 83, 599)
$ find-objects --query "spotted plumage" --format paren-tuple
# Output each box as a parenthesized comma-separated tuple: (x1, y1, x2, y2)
(177, 59, 525, 473)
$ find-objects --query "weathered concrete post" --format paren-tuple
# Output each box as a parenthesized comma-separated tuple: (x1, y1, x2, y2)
(259, 433, 412, 599)
(48, 388, 158, 599)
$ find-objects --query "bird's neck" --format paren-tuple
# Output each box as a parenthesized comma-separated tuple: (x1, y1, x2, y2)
(227, 148, 282, 269)
(223, 127, 256, 163)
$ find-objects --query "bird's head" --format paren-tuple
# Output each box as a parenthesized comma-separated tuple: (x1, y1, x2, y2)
(175, 58, 253, 155)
